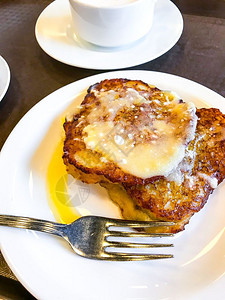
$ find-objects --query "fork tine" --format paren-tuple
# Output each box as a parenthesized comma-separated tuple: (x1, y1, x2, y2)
(106, 241, 173, 248)
(103, 253, 174, 261)
(108, 231, 174, 238)
(106, 219, 174, 228)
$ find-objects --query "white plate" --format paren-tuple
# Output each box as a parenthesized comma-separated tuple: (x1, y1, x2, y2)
(35, 0, 183, 70)
(0, 71, 224, 300)
(0, 56, 10, 102)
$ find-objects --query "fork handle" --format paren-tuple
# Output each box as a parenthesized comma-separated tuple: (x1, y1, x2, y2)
(0, 215, 66, 237)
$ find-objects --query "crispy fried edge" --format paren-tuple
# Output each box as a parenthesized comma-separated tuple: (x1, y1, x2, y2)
(63, 78, 190, 185)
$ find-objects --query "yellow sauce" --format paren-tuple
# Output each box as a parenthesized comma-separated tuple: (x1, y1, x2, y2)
(45, 91, 88, 224)
(47, 140, 80, 224)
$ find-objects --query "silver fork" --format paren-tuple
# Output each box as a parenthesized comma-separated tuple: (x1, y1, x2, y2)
(0, 215, 174, 261)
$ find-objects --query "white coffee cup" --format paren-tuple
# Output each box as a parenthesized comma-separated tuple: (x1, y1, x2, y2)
(69, 0, 157, 48)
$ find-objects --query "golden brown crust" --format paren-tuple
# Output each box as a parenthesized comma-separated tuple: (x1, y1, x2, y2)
(100, 181, 192, 233)
(63, 78, 196, 185)
(63, 79, 161, 185)
(63, 78, 225, 233)
(123, 108, 225, 232)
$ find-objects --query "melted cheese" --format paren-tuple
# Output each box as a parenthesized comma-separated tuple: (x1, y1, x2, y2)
(198, 173, 218, 188)
(87, 88, 148, 124)
(84, 128, 186, 177)
(82, 87, 197, 179)
(83, 120, 188, 178)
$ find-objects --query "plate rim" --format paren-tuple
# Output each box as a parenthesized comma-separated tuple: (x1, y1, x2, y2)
(0, 55, 10, 102)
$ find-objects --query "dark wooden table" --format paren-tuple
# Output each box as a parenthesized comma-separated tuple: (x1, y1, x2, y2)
(0, 0, 224, 299)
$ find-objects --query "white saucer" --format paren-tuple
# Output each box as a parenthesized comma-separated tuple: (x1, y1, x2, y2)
(35, 0, 183, 70)
(0, 56, 10, 102)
